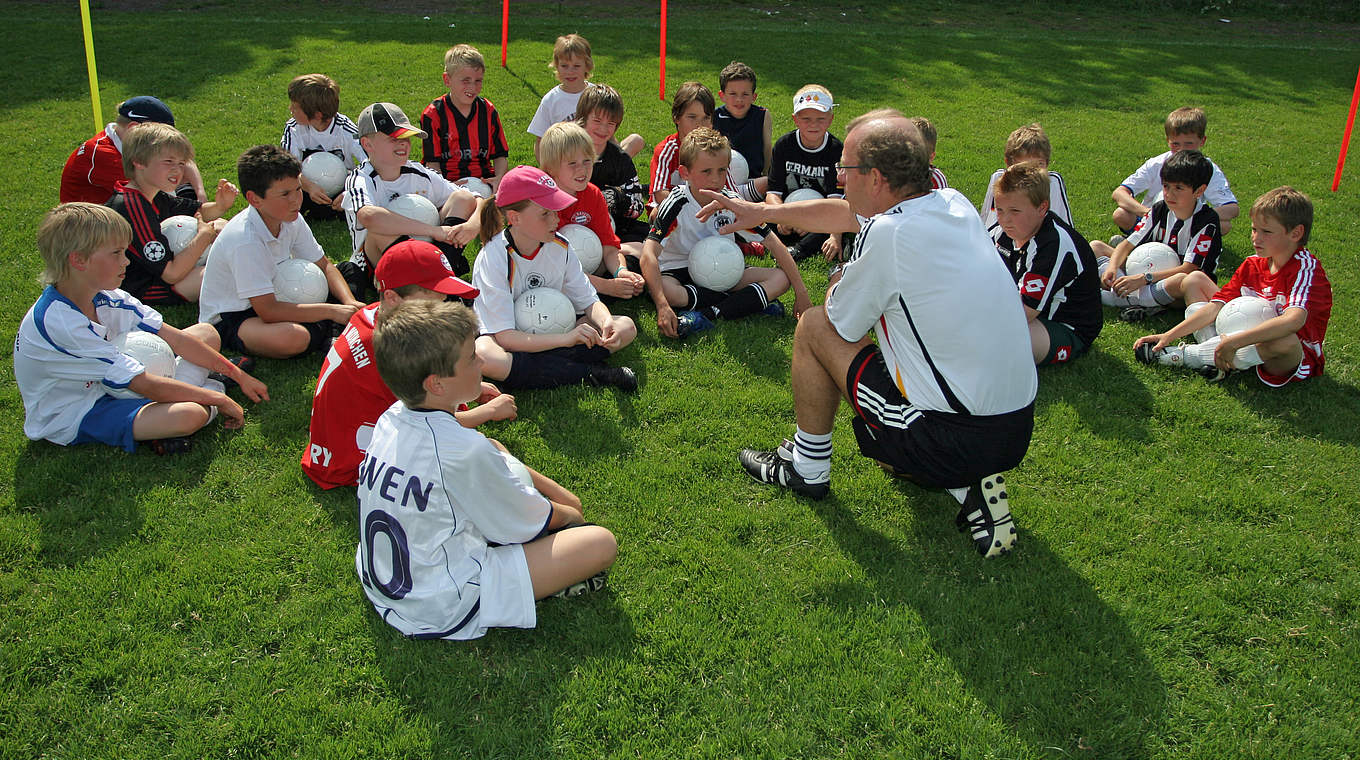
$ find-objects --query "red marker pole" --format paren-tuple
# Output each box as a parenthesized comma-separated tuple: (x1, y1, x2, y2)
(1333, 64, 1360, 191)
(501, 0, 509, 67)
(659, 0, 667, 101)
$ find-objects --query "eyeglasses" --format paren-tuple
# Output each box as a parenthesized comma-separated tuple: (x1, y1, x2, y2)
(834, 163, 867, 174)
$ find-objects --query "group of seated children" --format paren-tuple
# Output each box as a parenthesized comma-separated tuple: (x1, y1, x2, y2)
(28, 37, 1334, 639)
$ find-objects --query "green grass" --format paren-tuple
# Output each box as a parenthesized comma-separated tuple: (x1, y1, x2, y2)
(3, 2, 1360, 757)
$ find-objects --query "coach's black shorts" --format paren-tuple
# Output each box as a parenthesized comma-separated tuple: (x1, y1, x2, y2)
(845, 345, 1034, 489)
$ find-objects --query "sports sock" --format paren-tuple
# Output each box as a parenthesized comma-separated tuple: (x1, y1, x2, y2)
(173, 356, 211, 389)
(792, 428, 832, 484)
(948, 486, 970, 505)
(706, 283, 768, 321)
(682, 283, 727, 312)
(202, 378, 225, 424)
(1184, 302, 1218, 343)
(1182, 338, 1218, 369)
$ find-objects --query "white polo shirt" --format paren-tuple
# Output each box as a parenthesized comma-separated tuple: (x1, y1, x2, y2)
(198, 205, 326, 325)
(15, 287, 164, 444)
(826, 189, 1037, 416)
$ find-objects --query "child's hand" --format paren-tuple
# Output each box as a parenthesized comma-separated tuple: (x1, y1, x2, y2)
(330, 192, 346, 211)
(216, 396, 246, 429)
(481, 393, 517, 421)
(793, 292, 813, 319)
(330, 303, 361, 324)
(309, 188, 333, 206)
(619, 270, 645, 297)
(477, 382, 501, 404)
(568, 323, 602, 348)
(821, 235, 842, 261)
(214, 179, 239, 207)
(237, 371, 270, 403)
(1111, 273, 1146, 298)
(448, 220, 479, 248)
(1213, 335, 1243, 371)
(1133, 333, 1171, 354)
(777, 224, 793, 236)
(1100, 263, 1120, 289)
(656, 304, 679, 338)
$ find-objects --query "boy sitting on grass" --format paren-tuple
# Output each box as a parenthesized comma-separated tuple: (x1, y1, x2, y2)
(199, 145, 363, 360)
(1111, 106, 1237, 236)
(576, 83, 650, 244)
(1091, 150, 1222, 322)
(766, 85, 845, 261)
(713, 61, 772, 180)
(980, 123, 1073, 230)
(1134, 186, 1331, 384)
(641, 128, 811, 338)
(303, 239, 516, 490)
(16, 203, 267, 456)
(106, 123, 238, 304)
(420, 44, 509, 190)
(357, 299, 617, 639)
(281, 73, 367, 218)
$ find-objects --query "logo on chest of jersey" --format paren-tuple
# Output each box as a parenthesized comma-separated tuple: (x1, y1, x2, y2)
(570, 211, 590, 225)
(710, 211, 735, 232)
(526, 273, 546, 289)
(143, 241, 167, 262)
(786, 163, 830, 180)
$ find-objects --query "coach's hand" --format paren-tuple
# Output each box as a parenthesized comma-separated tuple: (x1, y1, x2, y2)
(693, 188, 767, 235)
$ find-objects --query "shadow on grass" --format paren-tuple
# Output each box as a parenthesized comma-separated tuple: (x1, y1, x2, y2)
(1036, 346, 1156, 443)
(808, 489, 1166, 757)
(1225, 373, 1360, 447)
(12, 434, 215, 567)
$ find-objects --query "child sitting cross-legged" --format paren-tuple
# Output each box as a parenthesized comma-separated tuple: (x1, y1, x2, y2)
(357, 298, 617, 640)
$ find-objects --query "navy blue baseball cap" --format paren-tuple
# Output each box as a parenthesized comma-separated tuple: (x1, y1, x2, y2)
(118, 96, 175, 126)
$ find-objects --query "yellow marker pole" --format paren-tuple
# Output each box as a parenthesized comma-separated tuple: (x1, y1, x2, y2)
(79, 0, 102, 133)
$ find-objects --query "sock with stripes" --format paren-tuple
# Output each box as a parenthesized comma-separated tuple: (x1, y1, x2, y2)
(792, 428, 832, 484)
(704, 283, 768, 322)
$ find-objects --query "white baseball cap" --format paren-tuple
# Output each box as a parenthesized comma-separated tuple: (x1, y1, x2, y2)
(793, 90, 834, 114)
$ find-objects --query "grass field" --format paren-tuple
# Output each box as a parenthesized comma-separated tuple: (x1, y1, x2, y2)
(2, 1, 1359, 757)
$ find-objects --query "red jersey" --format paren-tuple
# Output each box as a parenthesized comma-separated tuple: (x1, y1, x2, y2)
(60, 125, 126, 204)
(302, 305, 393, 489)
(559, 183, 621, 249)
(419, 95, 509, 182)
(1213, 248, 1331, 370)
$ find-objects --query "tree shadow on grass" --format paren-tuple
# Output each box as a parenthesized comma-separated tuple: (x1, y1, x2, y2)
(12, 434, 216, 568)
(807, 489, 1167, 757)
(1035, 345, 1157, 443)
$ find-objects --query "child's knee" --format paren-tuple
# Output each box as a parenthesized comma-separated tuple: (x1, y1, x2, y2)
(185, 322, 220, 351)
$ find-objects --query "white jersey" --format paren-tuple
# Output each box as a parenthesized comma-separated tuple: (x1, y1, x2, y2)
(527, 86, 584, 137)
(199, 205, 327, 325)
(1120, 150, 1236, 209)
(471, 229, 600, 334)
(826, 189, 1037, 416)
(647, 184, 770, 272)
(343, 160, 458, 254)
(979, 167, 1074, 230)
(356, 403, 550, 640)
(279, 113, 368, 166)
(15, 287, 164, 445)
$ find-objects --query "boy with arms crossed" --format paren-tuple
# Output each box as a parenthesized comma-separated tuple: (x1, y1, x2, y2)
(1135, 187, 1330, 384)
(357, 299, 617, 640)
(17, 203, 266, 455)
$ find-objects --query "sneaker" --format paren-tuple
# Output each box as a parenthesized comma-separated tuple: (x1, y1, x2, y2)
(762, 301, 786, 318)
(550, 571, 608, 599)
(788, 243, 814, 261)
(208, 356, 256, 391)
(1108, 234, 1126, 247)
(588, 365, 638, 392)
(955, 474, 1016, 558)
(337, 260, 375, 303)
(1198, 366, 1228, 383)
(1119, 305, 1166, 322)
(1135, 342, 1189, 368)
(675, 310, 715, 338)
(149, 437, 193, 456)
(738, 240, 767, 258)
(738, 448, 830, 500)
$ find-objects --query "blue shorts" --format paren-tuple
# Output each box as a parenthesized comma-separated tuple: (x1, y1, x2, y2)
(73, 395, 153, 452)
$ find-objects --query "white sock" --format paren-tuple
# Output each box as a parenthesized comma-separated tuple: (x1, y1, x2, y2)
(1233, 343, 1263, 369)
(792, 428, 832, 484)
(1183, 338, 1219, 369)
(1185, 302, 1218, 343)
(203, 378, 225, 424)
(174, 356, 212, 388)
(948, 486, 970, 505)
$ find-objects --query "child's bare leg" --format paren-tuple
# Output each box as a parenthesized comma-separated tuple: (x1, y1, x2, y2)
(661, 274, 691, 307)
(737, 266, 789, 300)
(364, 233, 397, 265)
(1256, 333, 1304, 376)
(171, 266, 206, 302)
(132, 401, 211, 440)
(237, 318, 312, 359)
(1028, 320, 1049, 364)
(524, 526, 618, 599)
(1112, 207, 1137, 232)
(475, 336, 513, 382)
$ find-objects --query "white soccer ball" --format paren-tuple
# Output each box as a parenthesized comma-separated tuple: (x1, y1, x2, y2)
(688, 235, 745, 292)
(456, 176, 493, 199)
(784, 187, 825, 205)
(160, 215, 198, 255)
(273, 258, 329, 304)
(385, 194, 441, 242)
(301, 152, 349, 197)
(514, 287, 577, 334)
(1124, 242, 1180, 276)
(558, 224, 603, 275)
(107, 330, 177, 399)
(728, 150, 750, 186)
(1216, 295, 1277, 336)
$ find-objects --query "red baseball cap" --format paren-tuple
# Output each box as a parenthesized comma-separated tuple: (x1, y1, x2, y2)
(494, 165, 576, 211)
(375, 240, 479, 299)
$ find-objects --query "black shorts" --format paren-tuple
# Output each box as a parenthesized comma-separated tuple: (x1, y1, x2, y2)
(213, 307, 337, 355)
(845, 345, 1034, 489)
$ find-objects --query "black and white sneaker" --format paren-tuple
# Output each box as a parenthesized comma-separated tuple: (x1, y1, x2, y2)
(550, 571, 608, 599)
(588, 365, 638, 392)
(739, 448, 829, 500)
(954, 474, 1016, 558)
(1119, 305, 1166, 322)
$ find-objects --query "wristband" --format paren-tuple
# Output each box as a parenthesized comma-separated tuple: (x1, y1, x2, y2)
(614, 266, 628, 277)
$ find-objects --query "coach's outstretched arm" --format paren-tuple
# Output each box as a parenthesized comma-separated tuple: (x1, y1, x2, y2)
(692, 188, 860, 235)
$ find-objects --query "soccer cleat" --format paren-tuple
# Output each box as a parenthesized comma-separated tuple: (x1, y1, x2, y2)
(739, 448, 830, 500)
(738, 240, 767, 258)
(1197, 366, 1228, 383)
(208, 356, 256, 391)
(1135, 342, 1189, 368)
(955, 474, 1017, 558)
(1108, 234, 1126, 247)
(675, 310, 715, 338)
(762, 301, 786, 318)
(788, 243, 815, 261)
(588, 365, 639, 393)
(149, 437, 193, 456)
(1119, 305, 1166, 322)
(550, 571, 608, 599)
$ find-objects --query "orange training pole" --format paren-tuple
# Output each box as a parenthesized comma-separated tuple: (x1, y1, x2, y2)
(659, 0, 667, 100)
(1332, 64, 1360, 191)
(500, 0, 509, 67)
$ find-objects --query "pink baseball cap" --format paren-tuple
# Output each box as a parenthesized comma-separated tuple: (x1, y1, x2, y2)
(375, 239, 479, 299)
(494, 165, 576, 211)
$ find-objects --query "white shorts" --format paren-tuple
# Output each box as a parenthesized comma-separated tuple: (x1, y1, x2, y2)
(460, 543, 536, 639)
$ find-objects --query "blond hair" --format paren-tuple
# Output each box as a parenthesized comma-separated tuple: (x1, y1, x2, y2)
(1251, 186, 1313, 246)
(538, 121, 595, 170)
(994, 161, 1050, 209)
(909, 117, 937, 153)
(444, 44, 485, 74)
(37, 203, 132, 286)
(552, 33, 593, 73)
(121, 122, 193, 176)
(1165, 107, 1207, 138)
(678, 127, 730, 169)
(287, 74, 340, 121)
(373, 300, 480, 407)
(1004, 123, 1051, 165)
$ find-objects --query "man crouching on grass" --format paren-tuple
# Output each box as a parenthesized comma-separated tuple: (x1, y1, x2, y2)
(697, 110, 1037, 558)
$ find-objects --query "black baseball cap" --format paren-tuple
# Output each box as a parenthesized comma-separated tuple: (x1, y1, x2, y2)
(118, 96, 175, 126)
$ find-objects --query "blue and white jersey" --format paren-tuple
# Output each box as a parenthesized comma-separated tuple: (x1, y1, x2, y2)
(15, 287, 163, 444)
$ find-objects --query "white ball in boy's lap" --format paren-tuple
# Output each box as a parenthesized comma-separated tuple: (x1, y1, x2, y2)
(688, 236, 744, 292)
(455, 176, 493, 199)
(784, 187, 825, 205)
(1216, 295, 1277, 337)
(273, 258, 329, 304)
(514, 287, 576, 334)
(160, 215, 198, 255)
(301, 152, 349, 197)
(384, 194, 441, 241)
(107, 330, 177, 400)
(728, 151, 750, 186)
(1123, 242, 1179, 276)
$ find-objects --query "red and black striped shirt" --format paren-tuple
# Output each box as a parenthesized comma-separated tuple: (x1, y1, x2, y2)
(420, 95, 509, 182)
(105, 181, 200, 304)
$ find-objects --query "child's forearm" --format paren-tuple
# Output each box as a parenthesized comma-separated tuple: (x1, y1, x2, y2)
(638, 244, 669, 307)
